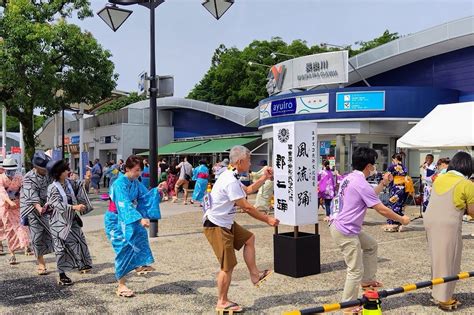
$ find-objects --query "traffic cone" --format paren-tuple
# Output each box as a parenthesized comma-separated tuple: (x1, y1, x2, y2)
(206, 183, 212, 193)
(362, 290, 383, 314)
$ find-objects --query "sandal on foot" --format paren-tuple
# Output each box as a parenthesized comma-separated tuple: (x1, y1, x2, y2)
(58, 274, 73, 286)
(9, 256, 17, 265)
(382, 225, 399, 232)
(435, 298, 461, 311)
(361, 281, 383, 290)
(116, 288, 135, 298)
(37, 267, 49, 276)
(343, 306, 363, 315)
(253, 269, 273, 288)
(24, 248, 33, 256)
(136, 266, 155, 275)
(79, 265, 92, 274)
(215, 302, 243, 314)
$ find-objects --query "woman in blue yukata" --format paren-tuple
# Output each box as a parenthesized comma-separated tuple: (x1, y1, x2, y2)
(384, 153, 409, 232)
(105, 155, 161, 298)
(190, 159, 209, 206)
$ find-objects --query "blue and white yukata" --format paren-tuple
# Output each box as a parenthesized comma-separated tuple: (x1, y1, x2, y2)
(191, 164, 209, 203)
(105, 173, 161, 280)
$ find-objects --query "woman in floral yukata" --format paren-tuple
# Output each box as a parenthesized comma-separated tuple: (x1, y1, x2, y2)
(0, 158, 31, 265)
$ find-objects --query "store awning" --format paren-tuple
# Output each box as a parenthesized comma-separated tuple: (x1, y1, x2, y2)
(179, 136, 260, 154)
(137, 140, 207, 156)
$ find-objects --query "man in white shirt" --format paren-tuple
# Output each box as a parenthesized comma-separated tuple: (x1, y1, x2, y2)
(174, 156, 193, 205)
(203, 146, 279, 313)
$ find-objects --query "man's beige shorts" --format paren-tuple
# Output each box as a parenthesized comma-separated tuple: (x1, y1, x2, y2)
(204, 222, 253, 272)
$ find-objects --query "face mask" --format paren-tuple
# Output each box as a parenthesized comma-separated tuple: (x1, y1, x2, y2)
(369, 165, 377, 177)
(6, 170, 16, 177)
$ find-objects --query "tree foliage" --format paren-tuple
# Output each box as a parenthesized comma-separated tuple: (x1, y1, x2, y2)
(187, 31, 399, 108)
(0, 0, 117, 168)
(0, 115, 45, 132)
(95, 92, 147, 115)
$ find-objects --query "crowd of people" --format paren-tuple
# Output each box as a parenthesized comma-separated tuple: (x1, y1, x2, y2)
(0, 146, 472, 313)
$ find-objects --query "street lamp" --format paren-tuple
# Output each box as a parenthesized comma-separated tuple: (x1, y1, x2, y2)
(97, 4, 133, 32)
(99, 0, 235, 237)
(202, 0, 234, 20)
(270, 52, 295, 59)
(248, 61, 270, 68)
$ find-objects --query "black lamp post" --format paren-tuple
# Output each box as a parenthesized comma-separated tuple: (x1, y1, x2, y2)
(99, 0, 234, 237)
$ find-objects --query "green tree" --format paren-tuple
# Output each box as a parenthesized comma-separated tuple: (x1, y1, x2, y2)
(96, 92, 147, 115)
(188, 32, 399, 108)
(0, 0, 117, 168)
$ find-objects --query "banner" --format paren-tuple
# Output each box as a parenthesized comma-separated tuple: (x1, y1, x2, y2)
(81, 151, 89, 179)
(259, 93, 329, 120)
(273, 122, 318, 226)
(267, 51, 348, 96)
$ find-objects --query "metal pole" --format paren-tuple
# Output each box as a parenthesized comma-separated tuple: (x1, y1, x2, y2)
(62, 107, 65, 160)
(148, 1, 159, 237)
(79, 103, 84, 179)
(53, 113, 58, 149)
(1, 106, 6, 157)
(19, 122, 24, 168)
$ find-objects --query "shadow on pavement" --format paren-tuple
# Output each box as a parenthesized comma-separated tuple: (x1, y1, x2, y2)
(0, 276, 72, 307)
(320, 257, 390, 274)
(142, 279, 215, 295)
(382, 291, 474, 311)
(248, 289, 338, 311)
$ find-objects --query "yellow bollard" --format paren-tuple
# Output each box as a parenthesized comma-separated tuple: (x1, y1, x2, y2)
(362, 290, 382, 315)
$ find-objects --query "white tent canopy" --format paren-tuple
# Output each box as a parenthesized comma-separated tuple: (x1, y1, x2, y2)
(397, 102, 474, 149)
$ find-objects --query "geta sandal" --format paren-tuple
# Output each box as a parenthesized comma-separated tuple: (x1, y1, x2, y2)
(37, 267, 49, 275)
(58, 274, 73, 286)
(361, 280, 383, 290)
(343, 306, 363, 315)
(215, 302, 243, 314)
(136, 266, 155, 275)
(434, 298, 461, 311)
(253, 269, 273, 288)
(9, 256, 17, 265)
(116, 288, 135, 298)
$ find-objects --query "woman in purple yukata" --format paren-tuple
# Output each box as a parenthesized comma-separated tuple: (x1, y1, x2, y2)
(318, 160, 336, 222)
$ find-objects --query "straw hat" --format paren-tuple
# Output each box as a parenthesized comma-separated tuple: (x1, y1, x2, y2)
(1, 158, 18, 170)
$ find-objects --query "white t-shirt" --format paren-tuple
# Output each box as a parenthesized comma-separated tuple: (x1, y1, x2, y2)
(205, 169, 246, 229)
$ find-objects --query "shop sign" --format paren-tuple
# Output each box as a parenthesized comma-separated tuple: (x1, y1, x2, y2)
(260, 93, 329, 119)
(273, 122, 318, 226)
(11, 147, 21, 154)
(266, 51, 348, 96)
(71, 136, 80, 144)
(336, 91, 385, 112)
(319, 141, 331, 155)
(58, 136, 70, 145)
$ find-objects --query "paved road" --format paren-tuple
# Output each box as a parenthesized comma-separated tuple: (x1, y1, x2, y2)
(1, 198, 473, 314)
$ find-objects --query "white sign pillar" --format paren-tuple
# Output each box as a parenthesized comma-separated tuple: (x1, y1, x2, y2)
(273, 122, 318, 226)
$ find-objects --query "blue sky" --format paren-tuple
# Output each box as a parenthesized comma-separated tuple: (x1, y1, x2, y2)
(73, 0, 473, 98)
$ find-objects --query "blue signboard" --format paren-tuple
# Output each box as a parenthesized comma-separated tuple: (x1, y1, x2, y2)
(319, 141, 331, 155)
(71, 136, 80, 144)
(336, 91, 385, 112)
(81, 151, 89, 179)
(271, 98, 297, 116)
